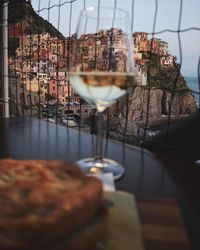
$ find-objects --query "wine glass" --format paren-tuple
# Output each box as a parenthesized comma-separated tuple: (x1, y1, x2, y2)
(70, 6, 134, 180)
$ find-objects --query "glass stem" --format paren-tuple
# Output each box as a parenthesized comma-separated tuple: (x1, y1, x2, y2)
(94, 111, 103, 162)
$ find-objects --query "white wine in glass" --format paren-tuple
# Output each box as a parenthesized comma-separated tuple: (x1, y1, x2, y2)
(70, 6, 134, 180)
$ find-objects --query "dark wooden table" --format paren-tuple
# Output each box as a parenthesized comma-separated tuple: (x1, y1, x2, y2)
(0, 116, 199, 250)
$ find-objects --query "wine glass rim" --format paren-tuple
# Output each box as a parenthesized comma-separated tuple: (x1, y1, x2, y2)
(81, 6, 130, 18)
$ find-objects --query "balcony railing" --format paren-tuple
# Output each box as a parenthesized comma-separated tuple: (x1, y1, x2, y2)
(0, 0, 200, 147)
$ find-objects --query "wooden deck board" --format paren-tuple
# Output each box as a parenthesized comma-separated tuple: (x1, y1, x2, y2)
(137, 197, 192, 250)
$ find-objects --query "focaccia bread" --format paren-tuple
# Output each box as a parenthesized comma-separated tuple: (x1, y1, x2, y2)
(0, 159, 103, 249)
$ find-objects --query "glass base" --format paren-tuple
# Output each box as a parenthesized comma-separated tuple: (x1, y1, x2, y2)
(195, 159, 200, 165)
(76, 157, 125, 180)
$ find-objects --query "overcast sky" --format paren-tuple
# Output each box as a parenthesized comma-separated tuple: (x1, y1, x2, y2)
(31, 0, 200, 77)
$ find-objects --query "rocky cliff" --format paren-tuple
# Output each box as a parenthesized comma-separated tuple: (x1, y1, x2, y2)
(102, 53, 197, 144)
(105, 85, 197, 144)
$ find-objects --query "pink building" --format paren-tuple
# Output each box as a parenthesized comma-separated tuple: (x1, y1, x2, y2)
(49, 70, 77, 104)
(49, 79, 68, 103)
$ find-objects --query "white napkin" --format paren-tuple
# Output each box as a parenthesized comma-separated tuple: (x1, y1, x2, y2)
(88, 173, 116, 191)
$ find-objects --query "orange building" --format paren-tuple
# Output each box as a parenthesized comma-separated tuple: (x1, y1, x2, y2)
(134, 32, 149, 52)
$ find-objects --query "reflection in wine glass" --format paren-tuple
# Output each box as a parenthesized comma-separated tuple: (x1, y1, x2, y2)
(70, 6, 134, 180)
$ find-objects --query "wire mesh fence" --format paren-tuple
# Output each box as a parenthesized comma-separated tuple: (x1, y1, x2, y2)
(1, 0, 200, 147)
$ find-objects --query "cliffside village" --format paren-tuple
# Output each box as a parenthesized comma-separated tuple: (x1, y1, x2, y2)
(8, 21, 174, 111)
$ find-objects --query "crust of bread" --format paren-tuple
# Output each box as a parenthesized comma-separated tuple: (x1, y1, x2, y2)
(0, 159, 103, 249)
